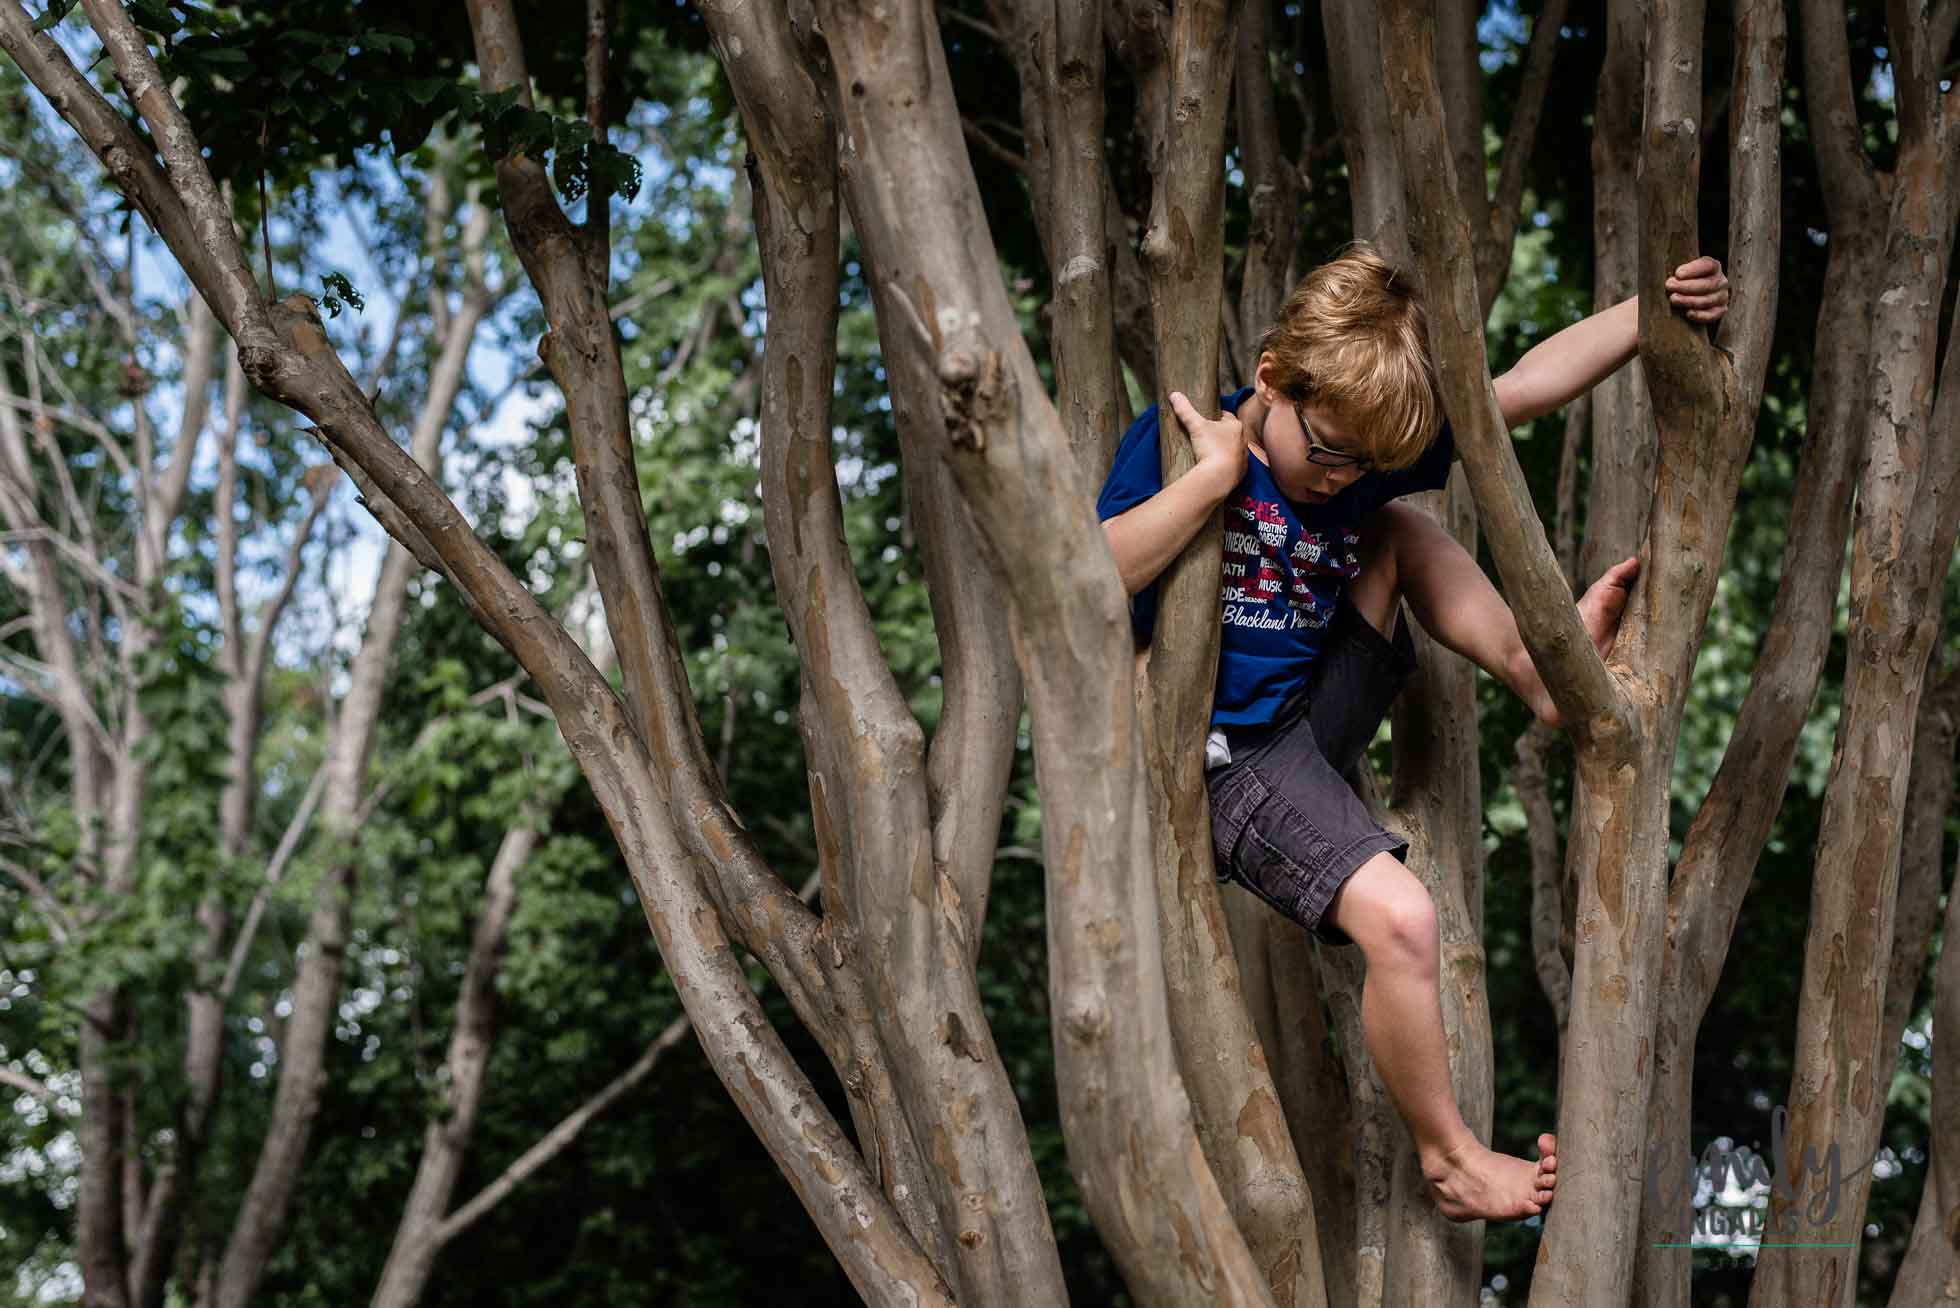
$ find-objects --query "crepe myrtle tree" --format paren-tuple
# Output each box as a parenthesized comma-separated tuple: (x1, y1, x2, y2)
(6, 1, 1960, 1306)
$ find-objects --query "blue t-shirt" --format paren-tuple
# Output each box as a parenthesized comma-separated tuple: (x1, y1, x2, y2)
(1096, 387, 1455, 726)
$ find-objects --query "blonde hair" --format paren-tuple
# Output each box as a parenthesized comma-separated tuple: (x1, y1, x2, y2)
(1255, 243, 1442, 471)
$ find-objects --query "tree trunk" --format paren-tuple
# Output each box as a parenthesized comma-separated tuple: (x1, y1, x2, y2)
(1746, 74, 1960, 1302)
(369, 823, 538, 1308)
(207, 200, 496, 1308)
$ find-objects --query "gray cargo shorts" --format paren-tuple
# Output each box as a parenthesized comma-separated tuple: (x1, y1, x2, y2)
(1205, 601, 1417, 946)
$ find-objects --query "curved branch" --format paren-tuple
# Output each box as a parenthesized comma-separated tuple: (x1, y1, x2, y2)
(461, 0, 829, 1023)
(1375, 0, 1626, 751)
(1666, 228, 1877, 1032)
(1716, 0, 1785, 406)
(433, 1017, 693, 1245)
(1800, 0, 1881, 227)
(239, 291, 956, 1308)
(1483, 0, 1570, 310)
(1233, 0, 1297, 368)
(69, 0, 273, 349)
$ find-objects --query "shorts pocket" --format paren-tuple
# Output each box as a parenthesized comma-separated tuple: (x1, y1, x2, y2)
(1224, 810, 1320, 931)
(1205, 763, 1265, 883)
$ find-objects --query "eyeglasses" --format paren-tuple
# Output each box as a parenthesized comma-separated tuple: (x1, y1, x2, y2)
(1294, 401, 1375, 471)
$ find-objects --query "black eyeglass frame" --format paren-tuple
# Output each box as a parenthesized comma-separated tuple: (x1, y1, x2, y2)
(1290, 399, 1376, 471)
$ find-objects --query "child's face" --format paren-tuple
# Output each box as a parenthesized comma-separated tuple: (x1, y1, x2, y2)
(1264, 399, 1375, 505)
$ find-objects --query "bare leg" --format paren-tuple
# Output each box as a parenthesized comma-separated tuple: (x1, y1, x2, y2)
(1344, 503, 1638, 729)
(1326, 854, 1558, 1222)
(1329, 507, 1561, 1220)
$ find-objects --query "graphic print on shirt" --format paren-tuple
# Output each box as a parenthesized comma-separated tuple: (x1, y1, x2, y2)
(1219, 494, 1360, 632)
(1287, 524, 1361, 630)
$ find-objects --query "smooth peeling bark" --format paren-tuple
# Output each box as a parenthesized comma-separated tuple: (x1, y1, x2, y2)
(1551, 0, 1781, 1299)
(1373, 0, 1623, 746)
(703, 3, 951, 1263)
(1137, 0, 1328, 1300)
(1580, 0, 1654, 581)
(1875, 662, 1960, 1102)
(1320, 0, 1406, 261)
(1748, 131, 1960, 1308)
(461, 0, 843, 1069)
(745, 217, 955, 1273)
(236, 309, 964, 1308)
(704, 3, 1058, 1297)
(1232, 0, 1297, 372)
(803, 0, 1277, 1298)
(1315, 935, 1393, 1308)
(0, 18, 954, 1303)
(1632, 201, 1874, 1308)
(1027, 0, 1125, 481)
(1220, 894, 1359, 1308)
(1894, 802, 1960, 1304)
(827, 265, 1061, 1308)
(1368, 7, 1676, 1306)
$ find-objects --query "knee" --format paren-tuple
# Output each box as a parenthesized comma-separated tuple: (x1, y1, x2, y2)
(1346, 874, 1439, 971)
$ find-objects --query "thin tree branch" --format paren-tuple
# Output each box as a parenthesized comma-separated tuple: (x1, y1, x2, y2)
(1376, 0, 1626, 749)
(431, 1017, 690, 1244)
(1801, 0, 1882, 228)
(583, 0, 617, 267)
(213, 763, 328, 1010)
(1484, 0, 1570, 308)
(0, 852, 75, 942)
(961, 116, 1028, 172)
(0, 1063, 69, 1110)
(70, 0, 277, 349)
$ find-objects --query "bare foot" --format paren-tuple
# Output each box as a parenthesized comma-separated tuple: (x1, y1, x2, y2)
(1577, 556, 1640, 661)
(1422, 1132, 1558, 1223)
(1525, 557, 1640, 728)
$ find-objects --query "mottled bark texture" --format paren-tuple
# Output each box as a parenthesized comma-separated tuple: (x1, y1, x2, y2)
(781, 0, 1282, 1293)
(1122, 0, 1329, 1301)
(4, 3, 956, 1303)
(1580, 0, 1654, 581)
(16, 0, 1955, 1301)
(705, 2, 1060, 1298)
(1746, 5, 1960, 1299)
(1371, 3, 1782, 1308)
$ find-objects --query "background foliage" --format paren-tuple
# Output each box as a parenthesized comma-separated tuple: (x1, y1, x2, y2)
(1, 1, 1955, 1305)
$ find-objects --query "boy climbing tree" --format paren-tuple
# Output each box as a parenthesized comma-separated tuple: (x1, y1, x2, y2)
(1099, 243, 1730, 1220)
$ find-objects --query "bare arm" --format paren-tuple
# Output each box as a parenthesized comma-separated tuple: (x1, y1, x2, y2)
(1104, 458, 1239, 594)
(1103, 390, 1245, 596)
(1492, 256, 1729, 428)
(1493, 297, 1640, 428)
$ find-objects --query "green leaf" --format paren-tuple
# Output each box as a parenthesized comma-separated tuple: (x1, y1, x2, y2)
(310, 49, 346, 75)
(359, 30, 415, 56)
(319, 271, 365, 318)
(126, 0, 177, 34)
(31, 0, 77, 32)
(404, 77, 448, 107)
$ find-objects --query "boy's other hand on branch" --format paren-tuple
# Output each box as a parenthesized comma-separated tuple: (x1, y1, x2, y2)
(1169, 390, 1248, 497)
(1666, 256, 1730, 324)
